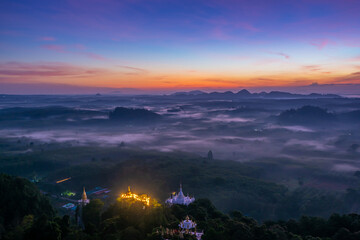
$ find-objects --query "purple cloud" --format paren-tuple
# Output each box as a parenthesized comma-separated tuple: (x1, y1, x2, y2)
(117, 65, 148, 75)
(42, 44, 66, 53)
(351, 56, 360, 62)
(81, 52, 105, 60)
(0, 61, 107, 79)
(236, 22, 260, 32)
(41, 44, 106, 60)
(267, 51, 290, 59)
(310, 39, 329, 50)
(40, 36, 56, 41)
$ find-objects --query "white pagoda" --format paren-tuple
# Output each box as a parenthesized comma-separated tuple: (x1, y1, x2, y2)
(179, 215, 197, 231)
(165, 184, 195, 206)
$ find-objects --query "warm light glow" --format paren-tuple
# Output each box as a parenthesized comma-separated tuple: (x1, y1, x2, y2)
(56, 177, 71, 184)
(119, 186, 150, 206)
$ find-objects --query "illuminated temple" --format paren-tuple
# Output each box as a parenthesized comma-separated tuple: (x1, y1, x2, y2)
(158, 216, 203, 240)
(165, 184, 195, 206)
(120, 186, 150, 206)
(179, 216, 204, 239)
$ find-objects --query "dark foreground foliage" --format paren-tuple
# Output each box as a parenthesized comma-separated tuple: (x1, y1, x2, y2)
(0, 174, 54, 231)
(2, 174, 360, 240)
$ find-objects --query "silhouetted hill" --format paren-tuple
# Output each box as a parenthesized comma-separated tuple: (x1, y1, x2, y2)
(278, 106, 336, 126)
(171, 90, 206, 96)
(0, 174, 54, 230)
(340, 110, 360, 122)
(0, 106, 102, 120)
(236, 89, 252, 97)
(3, 174, 360, 240)
(109, 107, 161, 122)
(170, 89, 341, 99)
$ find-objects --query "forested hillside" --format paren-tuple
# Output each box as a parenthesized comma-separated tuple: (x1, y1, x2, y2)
(1, 174, 360, 240)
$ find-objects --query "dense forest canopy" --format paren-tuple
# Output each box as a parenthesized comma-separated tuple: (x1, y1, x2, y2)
(1, 174, 360, 240)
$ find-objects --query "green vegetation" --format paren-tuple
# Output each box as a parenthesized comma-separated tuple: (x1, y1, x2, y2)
(1, 141, 360, 221)
(61, 191, 76, 197)
(2, 174, 360, 240)
(0, 174, 54, 237)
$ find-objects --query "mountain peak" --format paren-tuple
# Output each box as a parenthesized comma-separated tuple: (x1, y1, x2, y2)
(236, 89, 251, 95)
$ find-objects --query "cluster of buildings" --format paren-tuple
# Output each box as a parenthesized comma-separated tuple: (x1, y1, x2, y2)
(72, 183, 202, 239)
(162, 185, 202, 239)
(157, 216, 204, 240)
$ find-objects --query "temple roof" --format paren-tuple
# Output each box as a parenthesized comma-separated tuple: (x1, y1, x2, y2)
(179, 215, 197, 229)
(165, 184, 195, 206)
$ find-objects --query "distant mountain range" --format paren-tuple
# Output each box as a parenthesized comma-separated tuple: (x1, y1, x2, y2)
(170, 89, 341, 99)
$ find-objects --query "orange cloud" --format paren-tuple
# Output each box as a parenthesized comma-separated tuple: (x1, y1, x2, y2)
(0, 62, 107, 82)
(117, 65, 148, 75)
(1, 61, 359, 90)
(302, 65, 322, 72)
(266, 51, 290, 59)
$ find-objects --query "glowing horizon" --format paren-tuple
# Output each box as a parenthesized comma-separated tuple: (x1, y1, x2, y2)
(1, 0, 359, 93)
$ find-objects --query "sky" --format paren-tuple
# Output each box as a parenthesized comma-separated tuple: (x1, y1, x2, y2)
(0, 0, 360, 94)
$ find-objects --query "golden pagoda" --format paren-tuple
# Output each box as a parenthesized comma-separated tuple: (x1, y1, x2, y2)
(78, 187, 90, 205)
(119, 186, 150, 206)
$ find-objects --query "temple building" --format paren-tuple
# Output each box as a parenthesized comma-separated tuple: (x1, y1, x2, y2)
(165, 184, 195, 206)
(179, 216, 204, 240)
(157, 216, 204, 240)
(78, 187, 90, 206)
(179, 215, 197, 232)
(119, 186, 150, 206)
(77, 187, 90, 229)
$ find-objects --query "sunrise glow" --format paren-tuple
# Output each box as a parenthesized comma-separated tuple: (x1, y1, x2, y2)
(0, 0, 359, 94)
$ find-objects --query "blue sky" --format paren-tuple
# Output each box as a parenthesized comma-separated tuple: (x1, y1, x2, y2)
(0, 0, 359, 93)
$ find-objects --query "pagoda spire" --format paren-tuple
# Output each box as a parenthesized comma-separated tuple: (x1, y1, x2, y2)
(179, 183, 184, 197)
(82, 187, 87, 201)
(78, 186, 89, 206)
(165, 183, 195, 206)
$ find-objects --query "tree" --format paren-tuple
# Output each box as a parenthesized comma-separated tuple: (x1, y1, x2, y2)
(0, 174, 54, 230)
(24, 215, 61, 240)
(121, 226, 142, 240)
(354, 171, 360, 178)
(332, 228, 351, 240)
(83, 199, 104, 231)
(207, 150, 213, 160)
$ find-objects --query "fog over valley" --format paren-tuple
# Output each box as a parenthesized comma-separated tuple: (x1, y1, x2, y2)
(1, 92, 359, 181)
